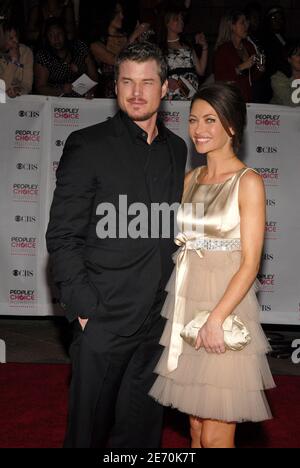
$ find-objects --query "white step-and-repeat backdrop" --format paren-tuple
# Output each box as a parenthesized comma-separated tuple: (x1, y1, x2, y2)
(0, 96, 299, 324)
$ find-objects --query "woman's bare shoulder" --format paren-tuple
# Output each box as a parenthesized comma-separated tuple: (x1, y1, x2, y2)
(240, 168, 263, 186)
(239, 169, 265, 203)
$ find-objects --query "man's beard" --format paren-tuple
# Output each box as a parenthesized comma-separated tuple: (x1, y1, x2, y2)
(126, 110, 156, 122)
(117, 97, 159, 122)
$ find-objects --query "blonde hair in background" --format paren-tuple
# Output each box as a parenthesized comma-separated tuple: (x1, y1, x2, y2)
(215, 14, 232, 50)
(215, 9, 246, 50)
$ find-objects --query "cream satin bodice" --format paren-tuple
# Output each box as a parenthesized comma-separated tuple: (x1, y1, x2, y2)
(177, 166, 256, 243)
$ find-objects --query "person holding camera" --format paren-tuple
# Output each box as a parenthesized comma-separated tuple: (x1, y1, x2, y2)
(214, 9, 264, 102)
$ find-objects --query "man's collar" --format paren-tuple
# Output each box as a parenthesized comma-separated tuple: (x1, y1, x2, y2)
(120, 110, 167, 144)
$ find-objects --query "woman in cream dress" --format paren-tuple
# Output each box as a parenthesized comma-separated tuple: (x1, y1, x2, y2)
(149, 83, 275, 448)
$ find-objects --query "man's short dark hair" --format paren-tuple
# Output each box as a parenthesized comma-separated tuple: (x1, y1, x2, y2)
(115, 42, 168, 84)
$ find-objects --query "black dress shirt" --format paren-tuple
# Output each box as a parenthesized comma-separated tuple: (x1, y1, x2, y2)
(120, 111, 174, 291)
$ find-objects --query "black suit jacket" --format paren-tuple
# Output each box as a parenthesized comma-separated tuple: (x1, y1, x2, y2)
(46, 111, 187, 336)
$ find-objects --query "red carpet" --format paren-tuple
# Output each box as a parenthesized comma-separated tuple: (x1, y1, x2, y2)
(0, 364, 299, 448)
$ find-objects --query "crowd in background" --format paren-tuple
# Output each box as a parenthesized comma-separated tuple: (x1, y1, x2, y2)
(0, 0, 299, 105)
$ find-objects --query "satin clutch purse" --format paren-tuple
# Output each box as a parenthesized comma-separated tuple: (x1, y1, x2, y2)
(180, 310, 251, 351)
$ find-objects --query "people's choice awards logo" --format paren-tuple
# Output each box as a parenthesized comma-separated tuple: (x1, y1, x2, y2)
(158, 111, 181, 130)
(11, 236, 36, 256)
(14, 130, 41, 149)
(255, 114, 281, 133)
(265, 221, 279, 240)
(158, 111, 180, 124)
(255, 168, 280, 186)
(12, 183, 39, 202)
(257, 273, 276, 292)
(53, 107, 80, 126)
(9, 289, 35, 306)
(292, 79, 300, 105)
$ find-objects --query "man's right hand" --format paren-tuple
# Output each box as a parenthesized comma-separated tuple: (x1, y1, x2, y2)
(78, 317, 88, 331)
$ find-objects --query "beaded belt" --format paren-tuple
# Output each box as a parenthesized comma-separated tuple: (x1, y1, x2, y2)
(186, 238, 241, 252)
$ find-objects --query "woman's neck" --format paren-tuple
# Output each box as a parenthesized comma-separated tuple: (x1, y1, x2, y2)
(232, 35, 243, 49)
(206, 151, 240, 177)
(167, 31, 180, 43)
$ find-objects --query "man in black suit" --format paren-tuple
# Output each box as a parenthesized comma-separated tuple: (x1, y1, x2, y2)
(46, 42, 187, 448)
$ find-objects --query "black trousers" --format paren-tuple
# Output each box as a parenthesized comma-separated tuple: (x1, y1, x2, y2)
(64, 293, 166, 448)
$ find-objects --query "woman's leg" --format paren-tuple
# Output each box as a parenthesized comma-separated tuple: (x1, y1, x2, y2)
(189, 416, 203, 448)
(200, 419, 236, 449)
